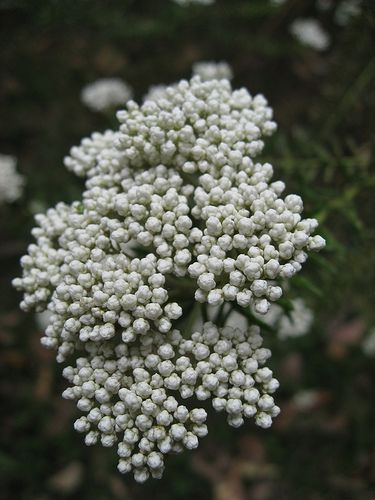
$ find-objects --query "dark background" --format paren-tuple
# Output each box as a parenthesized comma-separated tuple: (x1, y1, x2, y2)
(0, 1, 374, 499)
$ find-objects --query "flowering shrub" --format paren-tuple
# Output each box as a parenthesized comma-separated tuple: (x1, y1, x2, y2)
(13, 76, 325, 481)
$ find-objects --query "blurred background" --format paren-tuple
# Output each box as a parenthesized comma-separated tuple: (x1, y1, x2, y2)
(0, 0, 374, 499)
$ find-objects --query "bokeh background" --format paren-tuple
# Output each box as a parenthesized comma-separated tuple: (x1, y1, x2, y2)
(1, 1, 374, 499)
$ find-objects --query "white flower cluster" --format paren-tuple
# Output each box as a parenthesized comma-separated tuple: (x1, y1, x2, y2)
(290, 19, 330, 51)
(192, 61, 233, 81)
(14, 199, 184, 362)
(81, 78, 133, 112)
(255, 298, 313, 339)
(14, 76, 324, 481)
(0, 154, 24, 204)
(62, 322, 279, 481)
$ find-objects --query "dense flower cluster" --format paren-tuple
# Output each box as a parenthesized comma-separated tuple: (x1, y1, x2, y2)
(81, 78, 133, 112)
(14, 76, 324, 481)
(0, 154, 24, 204)
(192, 61, 233, 81)
(62, 322, 279, 480)
(290, 19, 330, 51)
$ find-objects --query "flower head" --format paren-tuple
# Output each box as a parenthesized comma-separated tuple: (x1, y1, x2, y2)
(362, 327, 375, 356)
(13, 76, 324, 481)
(335, 0, 362, 26)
